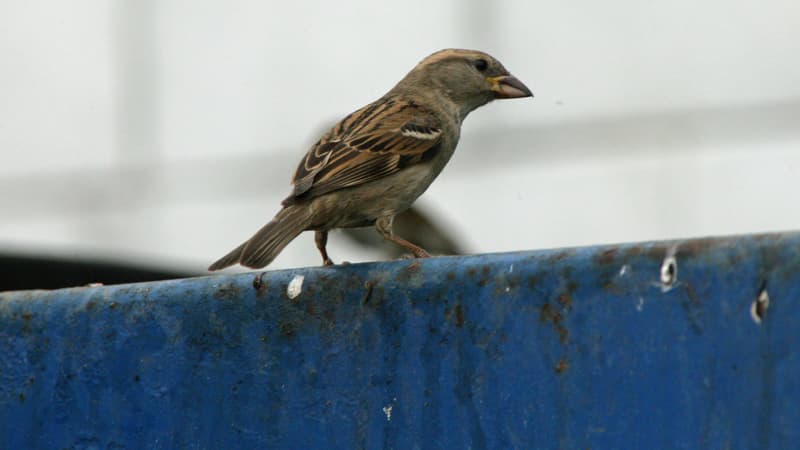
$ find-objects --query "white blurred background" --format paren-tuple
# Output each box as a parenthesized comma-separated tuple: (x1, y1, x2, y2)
(1, 0, 799, 273)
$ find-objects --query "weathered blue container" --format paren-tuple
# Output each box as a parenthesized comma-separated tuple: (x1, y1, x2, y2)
(1, 233, 798, 449)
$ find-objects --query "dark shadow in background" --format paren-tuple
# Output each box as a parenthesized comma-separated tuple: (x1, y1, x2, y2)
(0, 254, 194, 291)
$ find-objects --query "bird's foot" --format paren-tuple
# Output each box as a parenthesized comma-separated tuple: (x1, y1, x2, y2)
(399, 249, 431, 260)
(411, 248, 431, 258)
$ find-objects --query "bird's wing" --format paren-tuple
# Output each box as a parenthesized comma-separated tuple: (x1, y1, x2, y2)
(283, 96, 443, 205)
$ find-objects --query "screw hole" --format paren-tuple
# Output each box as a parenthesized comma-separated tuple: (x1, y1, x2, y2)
(660, 256, 677, 287)
(750, 288, 770, 325)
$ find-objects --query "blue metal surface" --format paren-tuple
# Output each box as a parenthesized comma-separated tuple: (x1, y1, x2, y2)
(1, 233, 799, 449)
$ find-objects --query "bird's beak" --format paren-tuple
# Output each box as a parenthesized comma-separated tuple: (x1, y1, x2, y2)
(488, 75, 533, 99)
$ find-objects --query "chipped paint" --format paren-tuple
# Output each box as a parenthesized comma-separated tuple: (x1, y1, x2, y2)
(382, 404, 393, 421)
(287, 275, 304, 299)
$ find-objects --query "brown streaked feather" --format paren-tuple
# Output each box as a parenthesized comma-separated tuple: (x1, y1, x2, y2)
(208, 205, 312, 270)
(283, 95, 443, 206)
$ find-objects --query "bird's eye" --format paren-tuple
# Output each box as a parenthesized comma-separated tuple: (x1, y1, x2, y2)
(473, 59, 488, 72)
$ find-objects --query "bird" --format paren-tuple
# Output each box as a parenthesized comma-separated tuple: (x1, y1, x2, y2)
(209, 48, 532, 271)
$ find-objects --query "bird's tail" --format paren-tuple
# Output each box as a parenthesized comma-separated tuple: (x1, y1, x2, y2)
(208, 206, 312, 271)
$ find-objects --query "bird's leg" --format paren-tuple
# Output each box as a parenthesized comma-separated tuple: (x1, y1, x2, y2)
(375, 216, 431, 258)
(314, 230, 334, 266)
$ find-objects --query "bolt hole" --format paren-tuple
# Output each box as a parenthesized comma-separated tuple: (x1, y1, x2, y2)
(660, 256, 677, 287)
(750, 288, 770, 325)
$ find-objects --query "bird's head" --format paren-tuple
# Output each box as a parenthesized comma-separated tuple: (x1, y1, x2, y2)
(394, 49, 532, 117)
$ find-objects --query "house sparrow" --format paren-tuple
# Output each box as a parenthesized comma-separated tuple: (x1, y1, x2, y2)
(209, 49, 532, 270)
